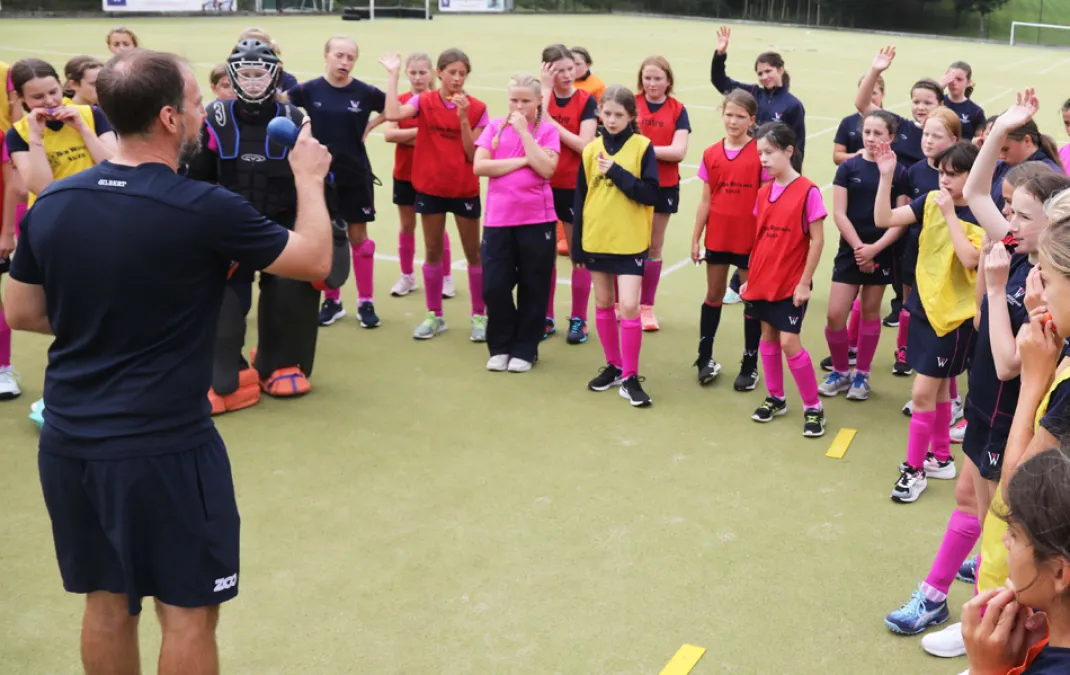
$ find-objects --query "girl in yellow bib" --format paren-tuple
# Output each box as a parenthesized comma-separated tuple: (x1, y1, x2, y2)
(4, 58, 115, 426)
(5, 59, 115, 206)
(874, 141, 984, 504)
(572, 85, 659, 408)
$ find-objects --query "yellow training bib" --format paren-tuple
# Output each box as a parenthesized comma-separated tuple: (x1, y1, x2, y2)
(12, 103, 98, 206)
(915, 191, 984, 337)
(977, 366, 1070, 593)
(580, 134, 654, 256)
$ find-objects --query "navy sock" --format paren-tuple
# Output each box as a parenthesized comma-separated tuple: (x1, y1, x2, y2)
(699, 301, 722, 363)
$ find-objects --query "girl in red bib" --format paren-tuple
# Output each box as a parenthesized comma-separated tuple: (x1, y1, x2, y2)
(540, 44, 598, 345)
(690, 89, 765, 391)
(743, 123, 828, 438)
(384, 52, 455, 301)
(381, 49, 490, 342)
(635, 56, 691, 332)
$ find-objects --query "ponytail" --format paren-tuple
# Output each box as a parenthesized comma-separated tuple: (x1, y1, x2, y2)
(1040, 133, 1065, 173)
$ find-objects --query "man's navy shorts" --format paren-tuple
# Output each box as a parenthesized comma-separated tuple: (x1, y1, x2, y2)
(38, 431, 241, 615)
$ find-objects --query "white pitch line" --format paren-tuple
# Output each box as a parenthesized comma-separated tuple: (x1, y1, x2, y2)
(998, 54, 1048, 72)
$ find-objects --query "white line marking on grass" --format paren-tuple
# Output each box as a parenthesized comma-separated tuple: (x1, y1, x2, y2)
(1040, 58, 1070, 75)
(998, 55, 1047, 72)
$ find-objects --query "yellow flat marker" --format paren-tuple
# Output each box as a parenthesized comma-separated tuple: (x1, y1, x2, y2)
(660, 644, 706, 675)
(826, 428, 857, 459)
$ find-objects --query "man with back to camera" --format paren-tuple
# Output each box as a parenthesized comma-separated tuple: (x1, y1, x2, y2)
(4, 49, 332, 675)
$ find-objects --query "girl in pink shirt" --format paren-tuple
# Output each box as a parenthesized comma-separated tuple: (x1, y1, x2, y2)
(473, 74, 561, 372)
(1060, 98, 1070, 176)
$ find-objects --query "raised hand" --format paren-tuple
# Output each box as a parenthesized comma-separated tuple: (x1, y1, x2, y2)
(997, 88, 1040, 131)
(874, 141, 898, 176)
(871, 45, 896, 72)
(540, 61, 555, 93)
(715, 26, 731, 54)
(984, 241, 1011, 292)
(377, 52, 402, 75)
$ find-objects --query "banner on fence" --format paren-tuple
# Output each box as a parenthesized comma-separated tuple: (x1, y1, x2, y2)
(103, 0, 236, 11)
(438, 0, 504, 12)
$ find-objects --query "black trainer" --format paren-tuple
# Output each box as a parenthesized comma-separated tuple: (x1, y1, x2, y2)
(820, 348, 857, 372)
(883, 307, 900, 327)
(588, 364, 623, 392)
(892, 346, 913, 377)
(802, 408, 827, 437)
(357, 300, 381, 328)
(733, 357, 760, 392)
(696, 359, 721, 385)
(319, 299, 346, 326)
(751, 396, 788, 422)
(619, 375, 652, 407)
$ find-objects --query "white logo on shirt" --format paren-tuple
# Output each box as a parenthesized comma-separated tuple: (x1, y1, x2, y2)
(464, 203, 474, 211)
(241, 154, 266, 163)
(937, 357, 949, 367)
(348, 100, 363, 114)
(848, 131, 857, 137)
(961, 114, 970, 124)
(97, 179, 126, 187)
(900, 134, 908, 140)
(850, 177, 862, 183)
(773, 112, 783, 121)
(313, 101, 323, 108)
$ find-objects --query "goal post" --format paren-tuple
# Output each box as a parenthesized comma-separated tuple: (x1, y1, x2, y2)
(338, 0, 431, 20)
(1010, 21, 1070, 47)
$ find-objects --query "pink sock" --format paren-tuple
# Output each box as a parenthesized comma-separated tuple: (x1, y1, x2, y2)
(907, 409, 937, 470)
(855, 319, 882, 374)
(468, 265, 484, 316)
(571, 267, 591, 322)
(897, 309, 910, 350)
(759, 340, 785, 399)
(442, 231, 452, 274)
(0, 311, 10, 367)
(595, 307, 622, 368)
(398, 232, 416, 276)
(847, 298, 861, 350)
(422, 263, 443, 316)
(324, 288, 341, 302)
(787, 349, 821, 410)
(923, 510, 982, 598)
(933, 400, 953, 462)
(640, 258, 662, 307)
(950, 377, 959, 400)
(825, 327, 851, 374)
(620, 317, 643, 378)
(548, 266, 557, 319)
(353, 239, 375, 303)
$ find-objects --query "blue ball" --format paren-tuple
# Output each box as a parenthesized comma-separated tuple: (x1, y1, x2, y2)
(266, 116, 300, 147)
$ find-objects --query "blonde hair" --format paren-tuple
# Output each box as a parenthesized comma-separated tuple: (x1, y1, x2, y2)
(1039, 189, 1070, 277)
(493, 74, 543, 151)
(325, 35, 358, 58)
(405, 51, 436, 87)
(106, 26, 139, 48)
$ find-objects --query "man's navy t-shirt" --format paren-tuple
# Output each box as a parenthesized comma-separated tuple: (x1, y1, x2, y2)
(10, 161, 290, 459)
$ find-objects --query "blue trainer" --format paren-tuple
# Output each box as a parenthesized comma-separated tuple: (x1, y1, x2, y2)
(885, 588, 950, 635)
(957, 556, 978, 585)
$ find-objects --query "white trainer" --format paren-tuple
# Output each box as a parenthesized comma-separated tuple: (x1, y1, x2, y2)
(486, 354, 509, 372)
(0, 365, 21, 399)
(921, 621, 966, 658)
(442, 275, 456, 299)
(507, 358, 532, 373)
(390, 274, 418, 297)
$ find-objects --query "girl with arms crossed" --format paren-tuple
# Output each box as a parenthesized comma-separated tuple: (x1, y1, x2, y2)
(474, 75, 559, 373)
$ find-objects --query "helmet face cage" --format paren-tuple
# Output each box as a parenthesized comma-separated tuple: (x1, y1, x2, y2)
(228, 59, 279, 105)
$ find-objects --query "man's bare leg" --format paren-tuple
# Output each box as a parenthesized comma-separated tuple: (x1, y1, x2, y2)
(156, 601, 220, 675)
(82, 591, 140, 675)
